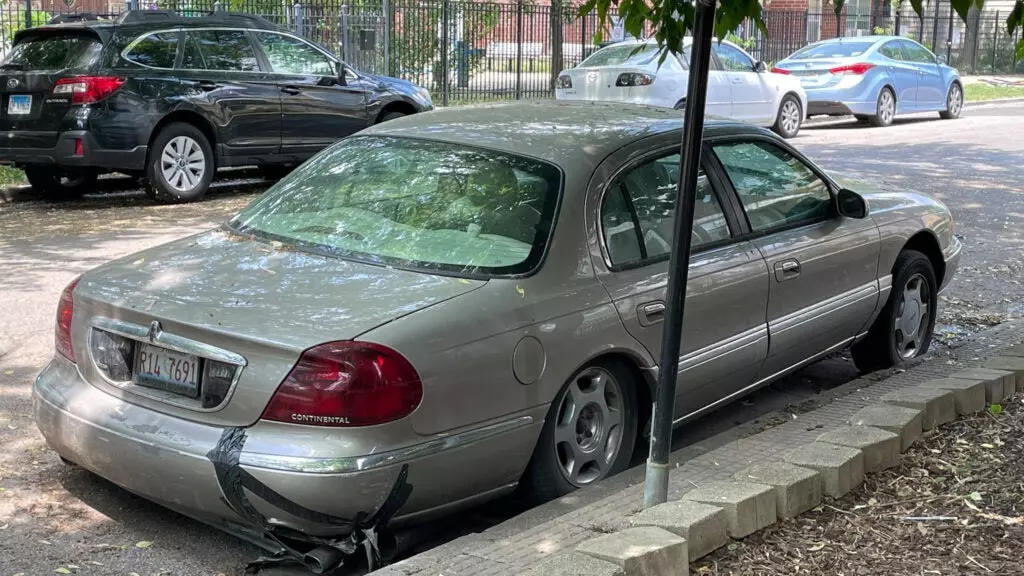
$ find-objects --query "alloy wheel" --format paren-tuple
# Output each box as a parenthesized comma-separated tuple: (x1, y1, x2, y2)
(553, 366, 625, 486)
(894, 272, 931, 359)
(879, 90, 895, 125)
(780, 99, 801, 136)
(160, 136, 206, 192)
(948, 84, 963, 117)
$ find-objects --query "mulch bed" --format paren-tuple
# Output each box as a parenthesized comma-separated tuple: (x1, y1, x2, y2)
(697, 397, 1024, 575)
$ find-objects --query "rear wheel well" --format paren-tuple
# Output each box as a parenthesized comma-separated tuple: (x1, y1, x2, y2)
(148, 111, 217, 160)
(881, 84, 896, 103)
(901, 231, 945, 286)
(585, 352, 654, 447)
(375, 101, 418, 123)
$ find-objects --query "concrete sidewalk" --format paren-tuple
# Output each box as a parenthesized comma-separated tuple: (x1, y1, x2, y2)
(377, 319, 1024, 576)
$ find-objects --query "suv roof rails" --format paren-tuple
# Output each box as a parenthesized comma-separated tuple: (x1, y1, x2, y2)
(115, 9, 281, 30)
(47, 13, 104, 24)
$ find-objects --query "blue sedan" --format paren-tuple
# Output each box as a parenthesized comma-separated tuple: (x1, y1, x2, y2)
(772, 36, 963, 127)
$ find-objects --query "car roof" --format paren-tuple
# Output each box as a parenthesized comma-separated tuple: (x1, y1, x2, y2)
(37, 10, 282, 31)
(812, 35, 910, 44)
(364, 100, 765, 170)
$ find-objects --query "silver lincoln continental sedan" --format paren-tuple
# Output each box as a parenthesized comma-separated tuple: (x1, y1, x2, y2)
(34, 101, 959, 566)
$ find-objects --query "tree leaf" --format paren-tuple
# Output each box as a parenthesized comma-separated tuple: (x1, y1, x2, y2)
(808, 541, 827, 551)
(135, 540, 153, 549)
(951, 0, 975, 23)
(55, 569, 71, 575)
(969, 491, 983, 502)
(989, 404, 1002, 416)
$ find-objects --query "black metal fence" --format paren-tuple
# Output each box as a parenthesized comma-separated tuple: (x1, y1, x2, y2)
(0, 0, 1020, 103)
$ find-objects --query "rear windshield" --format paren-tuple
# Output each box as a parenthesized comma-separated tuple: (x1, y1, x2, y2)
(2, 33, 103, 71)
(580, 43, 660, 67)
(789, 41, 876, 60)
(229, 136, 562, 277)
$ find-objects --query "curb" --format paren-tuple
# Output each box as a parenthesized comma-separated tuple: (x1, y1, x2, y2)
(563, 357, 1024, 576)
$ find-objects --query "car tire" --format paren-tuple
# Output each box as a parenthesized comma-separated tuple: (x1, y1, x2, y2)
(939, 83, 963, 119)
(851, 250, 938, 374)
(522, 359, 639, 503)
(772, 94, 802, 139)
(869, 87, 896, 127)
(145, 123, 214, 203)
(377, 111, 406, 124)
(24, 167, 96, 201)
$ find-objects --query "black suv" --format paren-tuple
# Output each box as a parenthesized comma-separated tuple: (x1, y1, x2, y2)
(0, 10, 433, 202)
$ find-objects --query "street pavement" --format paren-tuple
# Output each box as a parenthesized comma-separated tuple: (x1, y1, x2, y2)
(0, 102, 1022, 575)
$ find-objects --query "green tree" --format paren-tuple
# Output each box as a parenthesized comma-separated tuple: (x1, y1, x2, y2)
(583, 0, 1024, 64)
(2, 7, 52, 51)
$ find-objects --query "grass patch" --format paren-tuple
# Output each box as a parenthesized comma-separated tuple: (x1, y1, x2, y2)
(964, 82, 1024, 102)
(0, 165, 24, 187)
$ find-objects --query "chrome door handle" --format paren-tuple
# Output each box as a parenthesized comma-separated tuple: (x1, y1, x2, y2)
(774, 259, 801, 282)
(640, 302, 666, 325)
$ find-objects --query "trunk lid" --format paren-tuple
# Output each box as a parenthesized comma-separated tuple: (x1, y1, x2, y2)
(73, 229, 486, 426)
(0, 27, 105, 148)
(559, 65, 656, 101)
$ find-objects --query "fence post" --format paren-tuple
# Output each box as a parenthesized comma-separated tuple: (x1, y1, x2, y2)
(382, 0, 391, 76)
(515, 0, 523, 100)
(441, 0, 449, 106)
(991, 11, 999, 73)
(340, 5, 349, 63)
(23, 0, 31, 29)
(213, 0, 222, 12)
(946, 2, 954, 64)
(931, 0, 940, 49)
(293, 1, 302, 36)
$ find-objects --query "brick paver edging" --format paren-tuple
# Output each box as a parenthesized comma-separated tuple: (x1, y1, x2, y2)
(376, 321, 1024, 576)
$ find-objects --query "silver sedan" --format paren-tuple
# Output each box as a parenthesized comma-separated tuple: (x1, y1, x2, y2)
(34, 101, 959, 568)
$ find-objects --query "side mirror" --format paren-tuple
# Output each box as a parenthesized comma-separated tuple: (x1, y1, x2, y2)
(753, 60, 768, 73)
(837, 188, 868, 219)
(936, 53, 947, 65)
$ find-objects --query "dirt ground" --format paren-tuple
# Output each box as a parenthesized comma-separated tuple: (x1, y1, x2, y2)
(698, 397, 1024, 575)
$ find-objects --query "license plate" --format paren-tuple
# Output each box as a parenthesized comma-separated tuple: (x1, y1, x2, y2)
(134, 343, 200, 397)
(8, 95, 31, 115)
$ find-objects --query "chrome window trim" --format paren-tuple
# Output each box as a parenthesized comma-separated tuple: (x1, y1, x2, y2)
(89, 317, 247, 412)
(120, 28, 182, 71)
(596, 147, 732, 271)
(239, 415, 535, 474)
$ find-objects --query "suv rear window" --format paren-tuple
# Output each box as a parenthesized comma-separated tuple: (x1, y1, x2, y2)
(124, 31, 179, 69)
(1, 33, 102, 71)
(229, 136, 562, 276)
(580, 43, 660, 67)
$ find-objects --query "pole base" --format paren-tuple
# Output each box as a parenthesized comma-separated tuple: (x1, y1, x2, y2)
(642, 459, 670, 509)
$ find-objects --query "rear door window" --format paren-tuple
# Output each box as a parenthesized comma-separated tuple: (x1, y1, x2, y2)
(123, 31, 180, 69)
(182, 29, 259, 72)
(1, 33, 103, 71)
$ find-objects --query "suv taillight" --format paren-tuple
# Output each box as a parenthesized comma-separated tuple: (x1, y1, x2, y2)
(262, 342, 423, 427)
(55, 276, 81, 362)
(52, 76, 125, 104)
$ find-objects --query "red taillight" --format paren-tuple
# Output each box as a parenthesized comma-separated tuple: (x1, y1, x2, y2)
(770, 67, 791, 74)
(829, 63, 875, 75)
(262, 342, 423, 427)
(51, 76, 125, 104)
(73, 138, 84, 156)
(55, 276, 80, 362)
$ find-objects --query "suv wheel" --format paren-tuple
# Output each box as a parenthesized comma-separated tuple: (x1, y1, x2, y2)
(146, 123, 214, 203)
(24, 167, 96, 200)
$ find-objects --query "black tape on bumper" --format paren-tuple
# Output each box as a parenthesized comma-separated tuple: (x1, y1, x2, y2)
(207, 427, 413, 573)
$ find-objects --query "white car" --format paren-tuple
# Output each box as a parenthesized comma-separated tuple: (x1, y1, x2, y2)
(556, 39, 808, 138)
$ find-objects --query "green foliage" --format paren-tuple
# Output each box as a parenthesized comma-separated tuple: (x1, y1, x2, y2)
(726, 33, 755, 53)
(583, 0, 1024, 65)
(989, 403, 1003, 416)
(2, 8, 52, 49)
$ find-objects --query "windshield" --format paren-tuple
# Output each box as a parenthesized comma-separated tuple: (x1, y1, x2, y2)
(789, 41, 876, 60)
(580, 43, 659, 67)
(1, 33, 103, 71)
(230, 136, 562, 276)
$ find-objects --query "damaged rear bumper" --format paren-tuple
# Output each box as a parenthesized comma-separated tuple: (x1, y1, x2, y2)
(33, 357, 540, 540)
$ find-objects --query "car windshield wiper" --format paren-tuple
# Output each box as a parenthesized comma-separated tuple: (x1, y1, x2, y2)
(0, 63, 24, 70)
